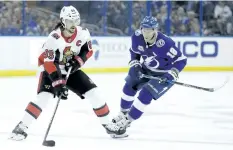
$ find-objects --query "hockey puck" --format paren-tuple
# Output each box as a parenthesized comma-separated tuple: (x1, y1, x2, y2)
(42, 140, 56, 147)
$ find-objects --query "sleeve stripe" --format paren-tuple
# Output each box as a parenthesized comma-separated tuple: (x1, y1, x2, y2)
(174, 54, 187, 63)
(44, 62, 57, 74)
(130, 47, 140, 54)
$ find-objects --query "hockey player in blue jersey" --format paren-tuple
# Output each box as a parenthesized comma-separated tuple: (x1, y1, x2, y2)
(112, 16, 187, 132)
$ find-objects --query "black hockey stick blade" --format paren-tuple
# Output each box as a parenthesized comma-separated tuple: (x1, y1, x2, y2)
(42, 140, 56, 147)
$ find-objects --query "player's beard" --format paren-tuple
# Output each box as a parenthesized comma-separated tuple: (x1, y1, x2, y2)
(68, 26, 76, 33)
(63, 26, 76, 37)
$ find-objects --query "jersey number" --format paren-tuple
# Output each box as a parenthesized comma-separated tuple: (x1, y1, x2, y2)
(45, 49, 54, 60)
(167, 47, 177, 59)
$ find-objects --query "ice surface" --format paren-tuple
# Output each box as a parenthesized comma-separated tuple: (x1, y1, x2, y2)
(0, 72, 233, 150)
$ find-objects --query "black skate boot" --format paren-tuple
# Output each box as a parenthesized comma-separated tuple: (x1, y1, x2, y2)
(103, 123, 128, 138)
(9, 121, 28, 141)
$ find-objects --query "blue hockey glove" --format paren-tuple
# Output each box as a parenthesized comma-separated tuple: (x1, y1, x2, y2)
(160, 68, 179, 84)
(128, 60, 144, 80)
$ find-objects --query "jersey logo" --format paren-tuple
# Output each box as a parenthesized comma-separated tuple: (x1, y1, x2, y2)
(63, 46, 74, 63)
(156, 39, 165, 47)
(143, 55, 160, 71)
(76, 40, 82, 46)
(152, 52, 157, 57)
(52, 33, 60, 39)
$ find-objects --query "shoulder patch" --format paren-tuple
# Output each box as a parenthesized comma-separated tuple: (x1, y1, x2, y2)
(156, 39, 165, 48)
(137, 45, 144, 52)
(51, 33, 60, 40)
(135, 29, 141, 36)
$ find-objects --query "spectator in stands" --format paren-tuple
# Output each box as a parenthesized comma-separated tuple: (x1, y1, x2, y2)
(0, 1, 233, 36)
(171, 12, 182, 35)
(214, 1, 232, 35)
(187, 11, 200, 36)
(0, 18, 9, 35)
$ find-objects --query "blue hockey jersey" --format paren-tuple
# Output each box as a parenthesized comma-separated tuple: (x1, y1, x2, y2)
(130, 29, 187, 74)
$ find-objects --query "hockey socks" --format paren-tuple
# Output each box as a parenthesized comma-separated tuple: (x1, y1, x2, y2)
(21, 92, 52, 128)
(25, 102, 42, 119)
(84, 88, 111, 125)
(120, 83, 136, 112)
(128, 88, 153, 120)
(93, 103, 110, 117)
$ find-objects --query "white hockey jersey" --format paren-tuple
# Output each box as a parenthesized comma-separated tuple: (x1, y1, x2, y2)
(38, 26, 93, 74)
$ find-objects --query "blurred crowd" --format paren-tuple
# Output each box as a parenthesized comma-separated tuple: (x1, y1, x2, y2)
(0, 1, 233, 36)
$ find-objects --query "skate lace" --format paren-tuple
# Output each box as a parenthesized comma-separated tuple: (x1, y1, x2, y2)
(116, 118, 128, 128)
(106, 123, 120, 131)
(17, 123, 28, 133)
(113, 112, 125, 122)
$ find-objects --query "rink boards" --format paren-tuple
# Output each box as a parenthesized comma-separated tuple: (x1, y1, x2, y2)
(0, 36, 232, 76)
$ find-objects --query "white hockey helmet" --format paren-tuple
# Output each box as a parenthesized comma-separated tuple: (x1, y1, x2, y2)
(60, 6, 80, 32)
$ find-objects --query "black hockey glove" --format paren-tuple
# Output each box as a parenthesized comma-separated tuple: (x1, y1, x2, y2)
(128, 60, 144, 80)
(52, 79, 68, 100)
(65, 55, 84, 73)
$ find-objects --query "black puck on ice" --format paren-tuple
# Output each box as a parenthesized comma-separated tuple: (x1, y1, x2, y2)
(42, 140, 56, 147)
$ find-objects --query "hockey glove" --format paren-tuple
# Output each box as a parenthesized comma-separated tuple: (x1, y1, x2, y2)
(128, 60, 144, 80)
(65, 55, 84, 73)
(52, 79, 68, 100)
(160, 68, 179, 84)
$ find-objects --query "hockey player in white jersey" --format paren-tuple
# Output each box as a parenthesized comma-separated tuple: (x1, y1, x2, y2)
(10, 5, 126, 140)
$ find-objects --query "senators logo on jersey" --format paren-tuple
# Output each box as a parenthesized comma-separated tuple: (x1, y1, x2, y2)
(62, 46, 76, 63)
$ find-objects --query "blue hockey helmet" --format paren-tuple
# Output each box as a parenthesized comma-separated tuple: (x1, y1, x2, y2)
(140, 16, 158, 44)
(140, 16, 159, 29)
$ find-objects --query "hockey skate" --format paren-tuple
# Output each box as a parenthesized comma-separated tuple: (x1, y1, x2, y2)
(112, 111, 131, 128)
(103, 123, 128, 138)
(115, 115, 132, 130)
(9, 121, 28, 141)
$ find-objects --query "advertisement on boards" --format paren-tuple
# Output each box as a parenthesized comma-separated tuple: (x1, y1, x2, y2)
(87, 37, 233, 68)
(0, 36, 232, 75)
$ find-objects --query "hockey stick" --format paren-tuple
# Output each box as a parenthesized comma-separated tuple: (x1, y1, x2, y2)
(42, 67, 72, 147)
(140, 74, 229, 92)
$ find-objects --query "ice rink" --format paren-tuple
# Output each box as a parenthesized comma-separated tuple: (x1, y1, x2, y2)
(0, 72, 233, 150)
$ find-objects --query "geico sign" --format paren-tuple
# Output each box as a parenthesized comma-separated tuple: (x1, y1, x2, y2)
(176, 41, 218, 58)
(100, 42, 129, 52)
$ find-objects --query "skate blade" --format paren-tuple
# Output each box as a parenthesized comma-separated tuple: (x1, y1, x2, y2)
(8, 133, 25, 141)
(110, 133, 129, 138)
